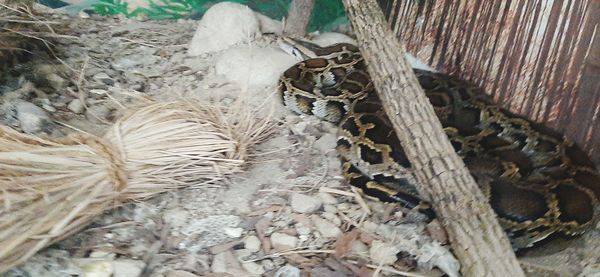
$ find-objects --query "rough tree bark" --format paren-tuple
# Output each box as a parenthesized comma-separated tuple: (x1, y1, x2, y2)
(341, 0, 525, 276)
(283, 0, 315, 37)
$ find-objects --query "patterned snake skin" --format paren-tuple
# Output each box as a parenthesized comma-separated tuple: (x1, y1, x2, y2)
(278, 38, 600, 249)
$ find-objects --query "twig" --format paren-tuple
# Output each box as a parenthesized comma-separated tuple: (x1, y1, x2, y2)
(344, 259, 428, 277)
(244, 246, 335, 263)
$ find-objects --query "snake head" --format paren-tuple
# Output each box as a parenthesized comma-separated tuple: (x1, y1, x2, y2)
(277, 37, 319, 61)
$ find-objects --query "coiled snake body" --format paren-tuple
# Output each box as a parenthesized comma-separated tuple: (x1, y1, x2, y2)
(278, 39, 600, 249)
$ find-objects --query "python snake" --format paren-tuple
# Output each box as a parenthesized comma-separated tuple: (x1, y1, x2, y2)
(277, 38, 600, 249)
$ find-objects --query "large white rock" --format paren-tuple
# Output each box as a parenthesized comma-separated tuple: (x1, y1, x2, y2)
(310, 32, 357, 46)
(188, 2, 261, 56)
(255, 12, 283, 34)
(215, 46, 297, 88)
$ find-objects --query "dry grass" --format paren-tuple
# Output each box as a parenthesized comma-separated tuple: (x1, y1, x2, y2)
(0, 100, 274, 272)
(0, 0, 66, 72)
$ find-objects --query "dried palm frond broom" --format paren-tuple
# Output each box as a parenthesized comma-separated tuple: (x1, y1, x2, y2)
(0, 100, 273, 272)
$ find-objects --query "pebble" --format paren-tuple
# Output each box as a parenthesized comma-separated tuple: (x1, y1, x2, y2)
(274, 264, 301, 277)
(321, 212, 341, 226)
(313, 133, 337, 152)
(323, 204, 337, 213)
(311, 216, 342, 238)
(89, 251, 116, 259)
(270, 232, 298, 250)
(93, 72, 114, 85)
(290, 193, 322, 214)
(318, 192, 338, 205)
(362, 221, 379, 233)
(40, 99, 56, 112)
(14, 101, 52, 133)
(165, 270, 199, 277)
(295, 225, 311, 236)
(112, 259, 145, 277)
(89, 89, 108, 97)
(241, 261, 266, 276)
(337, 203, 350, 211)
(46, 73, 66, 90)
(243, 235, 261, 252)
(351, 240, 368, 254)
(261, 259, 275, 271)
(233, 249, 253, 260)
(79, 260, 113, 277)
(224, 227, 244, 238)
(67, 99, 85, 114)
(211, 251, 241, 273)
(369, 240, 398, 265)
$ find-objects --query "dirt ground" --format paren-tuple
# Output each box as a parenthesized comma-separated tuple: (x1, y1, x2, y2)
(2, 13, 600, 277)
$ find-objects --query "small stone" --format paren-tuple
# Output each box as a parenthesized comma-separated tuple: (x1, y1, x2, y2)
(46, 73, 66, 90)
(14, 101, 52, 133)
(241, 261, 265, 276)
(112, 259, 145, 277)
(40, 98, 56, 112)
(362, 221, 379, 233)
(311, 216, 342, 238)
(270, 232, 298, 250)
(295, 225, 311, 236)
(261, 259, 275, 271)
(350, 240, 368, 254)
(211, 252, 227, 273)
(290, 193, 322, 214)
(90, 89, 108, 97)
(313, 133, 336, 152)
(369, 240, 398, 265)
(323, 204, 338, 213)
(244, 235, 261, 252)
(318, 192, 338, 205)
(321, 212, 341, 226)
(165, 270, 199, 277)
(93, 72, 114, 85)
(79, 260, 113, 277)
(68, 99, 85, 114)
(224, 227, 244, 238)
(234, 249, 253, 260)
(89, 251, 115, 259)
(211, 251, 241, 273)
(337, 203, 350, 211)
(274, 264, 300, 277)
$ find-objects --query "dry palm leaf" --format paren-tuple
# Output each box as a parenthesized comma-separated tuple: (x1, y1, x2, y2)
(0, 100, 273, 272)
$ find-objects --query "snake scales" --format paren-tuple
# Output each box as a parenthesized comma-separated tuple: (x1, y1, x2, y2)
(277, 38, 600, 249)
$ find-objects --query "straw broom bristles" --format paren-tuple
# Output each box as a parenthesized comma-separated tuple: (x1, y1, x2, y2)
(0, 100, 273, 272)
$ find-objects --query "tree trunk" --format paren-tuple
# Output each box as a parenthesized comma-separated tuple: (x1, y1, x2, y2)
(283, 0, 314, 37)
(341, 0, 525, 276)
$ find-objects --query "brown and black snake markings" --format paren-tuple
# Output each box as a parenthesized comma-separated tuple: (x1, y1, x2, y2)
(278, 39, 600, 250)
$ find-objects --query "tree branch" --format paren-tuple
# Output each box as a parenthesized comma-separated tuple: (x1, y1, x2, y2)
(341, 0, 525, 276)
(283, 0, 314, 37)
